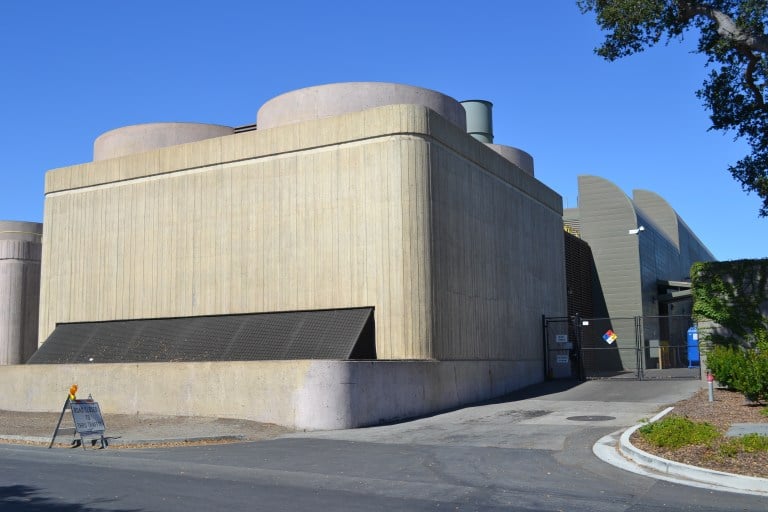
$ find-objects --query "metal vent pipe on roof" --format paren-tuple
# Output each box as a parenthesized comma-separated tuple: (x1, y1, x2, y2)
(460, 100, 493, 143)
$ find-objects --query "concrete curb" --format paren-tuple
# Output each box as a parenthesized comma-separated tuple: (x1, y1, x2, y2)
(595, 407, 768, 497)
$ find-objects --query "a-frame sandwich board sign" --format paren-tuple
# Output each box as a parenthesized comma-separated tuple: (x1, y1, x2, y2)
(49, 395, 107, 449)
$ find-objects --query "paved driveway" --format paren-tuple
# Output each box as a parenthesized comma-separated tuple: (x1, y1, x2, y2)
(1, 379, 765, 511)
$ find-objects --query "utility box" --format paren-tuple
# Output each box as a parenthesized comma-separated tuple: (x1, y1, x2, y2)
(687, 326, 700, 368)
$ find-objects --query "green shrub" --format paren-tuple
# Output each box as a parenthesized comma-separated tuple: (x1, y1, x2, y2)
(706, 345, 746, 389)
(731, 350, 768, 403)
(719, 434, 768, 457)
(638, 416, 720, 449)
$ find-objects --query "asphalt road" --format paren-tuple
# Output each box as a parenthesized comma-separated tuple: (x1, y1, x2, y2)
(0, 380, 764, 511)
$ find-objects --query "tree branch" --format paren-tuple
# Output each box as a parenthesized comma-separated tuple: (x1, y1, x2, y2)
(743, 50, 766, 107)
(677, 1, 768, 54)
(677, 2, 768, 107)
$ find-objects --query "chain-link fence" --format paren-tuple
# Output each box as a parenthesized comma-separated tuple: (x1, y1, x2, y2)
(544, 315, 701, 380)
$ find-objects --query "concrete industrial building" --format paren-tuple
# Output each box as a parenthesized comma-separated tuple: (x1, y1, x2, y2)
(0, 221, 43, 364)
(1, 83, 568, 429)
(1, 84, 719, 425)
(564, 175, 715, 319)
(563, 175, 716, 374)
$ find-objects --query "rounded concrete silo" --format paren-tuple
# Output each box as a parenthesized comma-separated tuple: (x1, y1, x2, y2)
(0, 221, 43, 364)
(93, 122, 235, 161)
(486, 144, 535, 176)
(460, 99, 535, 175)
(256, 82, 467, 131)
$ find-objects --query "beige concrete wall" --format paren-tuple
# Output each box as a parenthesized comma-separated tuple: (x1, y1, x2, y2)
(426, 115, 566, 360)
(0, 359, 542, 429)
(430, 150, 567, 359)
(40, 103, 565, 362)
(41, 106, 434, 359)
(0, 221, 43, 364)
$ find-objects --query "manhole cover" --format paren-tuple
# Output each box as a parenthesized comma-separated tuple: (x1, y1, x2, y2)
(566, 415, 616, 422)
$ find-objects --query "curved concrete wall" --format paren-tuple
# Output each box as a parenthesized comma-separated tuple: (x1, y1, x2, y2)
(93, 122, 234, 161)
(576, 175, 641, 319)
(633, 189, 679, 249)
(486, 144, 535, 176)
(0, 359, 542, 430)
(257, 82, 467, 131)
(0, 221, 43, 364)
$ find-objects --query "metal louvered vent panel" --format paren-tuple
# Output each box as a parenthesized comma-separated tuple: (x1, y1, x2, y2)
(28, 308, 375, 364)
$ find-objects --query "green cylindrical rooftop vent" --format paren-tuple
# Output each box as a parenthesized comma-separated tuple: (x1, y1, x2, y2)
(460, 100, 493, 143)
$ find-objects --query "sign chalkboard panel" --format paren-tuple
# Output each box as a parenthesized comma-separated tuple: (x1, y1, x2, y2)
(70, 400, 106, 437)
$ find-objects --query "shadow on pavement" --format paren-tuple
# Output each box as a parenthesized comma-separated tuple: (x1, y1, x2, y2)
(0, 484, 141, 512)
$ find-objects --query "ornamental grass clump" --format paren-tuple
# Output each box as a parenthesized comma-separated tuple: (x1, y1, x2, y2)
(638, 416, 720, 449)
(719, 434, 768, 458)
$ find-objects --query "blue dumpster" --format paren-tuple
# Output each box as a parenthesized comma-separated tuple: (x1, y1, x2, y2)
(687, 326, 700, 368)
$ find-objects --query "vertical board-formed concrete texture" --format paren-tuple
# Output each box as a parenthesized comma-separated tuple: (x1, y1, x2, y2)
(41, 105, 437, 359)
(428, 120, 566, 360)
(256, 82, 467, 130)
(486, 144, 535, 176)
(0, 221, 43, 364)
(41, 101, 565, 366)
(93, 122, 234, 161)
(38, 82, 568, 425)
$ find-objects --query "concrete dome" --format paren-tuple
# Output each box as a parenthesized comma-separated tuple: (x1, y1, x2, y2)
(486, 144, 535, 176)
(0, 220, 43, 242)
(257, 82, 467, 131)
(93, 122, 234, 161)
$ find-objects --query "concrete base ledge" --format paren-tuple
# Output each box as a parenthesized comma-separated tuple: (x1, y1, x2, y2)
(618, 409, 768, 495)
(0, 360, 541, 430)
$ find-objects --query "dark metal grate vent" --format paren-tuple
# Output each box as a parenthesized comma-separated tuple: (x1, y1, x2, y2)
(28, 308, 375, 364)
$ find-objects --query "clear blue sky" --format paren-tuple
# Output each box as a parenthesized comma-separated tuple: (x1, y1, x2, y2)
(0, 1, 764, 261)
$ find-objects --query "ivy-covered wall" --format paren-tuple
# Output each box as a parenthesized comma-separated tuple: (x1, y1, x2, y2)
(691, 258, 768, 349)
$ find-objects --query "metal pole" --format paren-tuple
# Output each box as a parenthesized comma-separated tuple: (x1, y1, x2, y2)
(542, 314, 548, 380)
(48, 398, 70, 449)
(707, 370, 715, 402)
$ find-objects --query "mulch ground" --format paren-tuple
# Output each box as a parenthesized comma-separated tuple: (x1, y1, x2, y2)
(630, 387, 768, 478)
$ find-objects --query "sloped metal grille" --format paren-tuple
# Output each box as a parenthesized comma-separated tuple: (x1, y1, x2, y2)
(28, 308, 375, 364)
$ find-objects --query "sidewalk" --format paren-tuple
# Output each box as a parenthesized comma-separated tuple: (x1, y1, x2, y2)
(0, 410, 291, 448)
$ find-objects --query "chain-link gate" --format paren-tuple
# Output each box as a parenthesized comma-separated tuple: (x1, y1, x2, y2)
(543, 316, 581, 380)
(544, 315, 701, 380)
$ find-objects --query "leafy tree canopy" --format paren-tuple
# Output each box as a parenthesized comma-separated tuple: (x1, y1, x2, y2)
(578, 0, 768, 216)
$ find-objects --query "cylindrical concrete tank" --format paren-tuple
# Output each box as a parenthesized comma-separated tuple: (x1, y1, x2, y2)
(93, 122, 235, 161)
(460, 100, 494, 143)
(486, 144, 535, 176)
(0, 220, 43, 364)
(257, 82, 467, 131)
